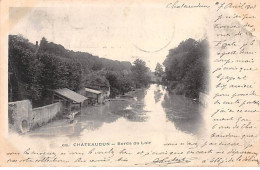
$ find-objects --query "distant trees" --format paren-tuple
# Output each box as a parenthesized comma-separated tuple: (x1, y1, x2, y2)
(131, 59, 151, 88)
(38, 37, 48, 52)
(163, 38, 209, 98)
(105, 59, 151, 97)
(105, 71, 133, 97)
(155, 63, 164, 77)
(9, 35, 150, 106)
(9, 35, 208, 104)
(84, 71, 109, 91)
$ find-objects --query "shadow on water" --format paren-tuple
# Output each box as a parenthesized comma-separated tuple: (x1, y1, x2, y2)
(161, 92, 204, 135)
(28, 85, 205, 137)
(108, 89, 149, 122)
(28, 89, 150, 137)
(70, 89, 150, 136)
(154, 86, 163, 103)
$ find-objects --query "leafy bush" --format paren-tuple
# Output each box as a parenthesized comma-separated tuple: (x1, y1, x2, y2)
(163, 38, 209, 98)
(9, 35, 153, 106)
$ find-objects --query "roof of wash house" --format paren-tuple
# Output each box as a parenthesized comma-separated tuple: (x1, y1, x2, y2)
(54, 88, 88, 103)
(85, 88, 102, 94)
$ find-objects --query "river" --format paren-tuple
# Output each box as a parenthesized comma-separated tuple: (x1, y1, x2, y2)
(28, 84, 207, 139)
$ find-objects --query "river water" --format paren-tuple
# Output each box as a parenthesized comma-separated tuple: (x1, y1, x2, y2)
(28, 84, 206, 139)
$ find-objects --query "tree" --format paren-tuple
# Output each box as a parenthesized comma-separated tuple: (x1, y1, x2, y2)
(155, 63, 164, 77)
(38, 37, 48, 52)
(131, 59, 151, 88)
(163, 38, 209, 98)
(85, 71, 110, 91)
(105, 71, 134, 97)
(9, 34, 144, 106)
(8, 35, 43, 104)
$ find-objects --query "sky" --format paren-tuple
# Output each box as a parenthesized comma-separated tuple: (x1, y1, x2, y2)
(9, 5, 208, 70)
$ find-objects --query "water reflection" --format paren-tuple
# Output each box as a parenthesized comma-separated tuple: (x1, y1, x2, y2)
(154, 85, 163, 103)
(161, 92, 204, 135)
(28, 84, 205, 137)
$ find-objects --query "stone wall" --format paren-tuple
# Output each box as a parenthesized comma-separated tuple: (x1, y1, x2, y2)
(8, 100, 31, 133)
(8, 100, 62, 133)
(30, 102, 62, 129)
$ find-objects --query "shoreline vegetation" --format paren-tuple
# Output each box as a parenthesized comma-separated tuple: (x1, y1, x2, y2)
(161, 38, 209, 99)
(8, 35, 151, 107)
(8, 35, 208, 108)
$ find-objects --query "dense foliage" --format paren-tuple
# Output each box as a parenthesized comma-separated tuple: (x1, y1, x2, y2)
(105, 71, 134, 97)
(155, 63, 164, 77)
(8, 35, 150, 106)
(163, 38, 209, 98)
(131, 59, 151, 88)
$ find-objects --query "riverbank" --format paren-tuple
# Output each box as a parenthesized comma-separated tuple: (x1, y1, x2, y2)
(27, 85, 205, 137)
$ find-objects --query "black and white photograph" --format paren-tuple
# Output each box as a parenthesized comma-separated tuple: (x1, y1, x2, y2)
(8, 6, 209, 137)
(1, 0, 259, 167)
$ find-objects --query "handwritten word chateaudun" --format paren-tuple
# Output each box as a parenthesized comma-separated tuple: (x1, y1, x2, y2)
(166, 1, 210, 9)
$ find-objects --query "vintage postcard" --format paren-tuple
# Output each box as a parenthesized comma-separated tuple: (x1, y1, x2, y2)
(0, 0, 259, 167)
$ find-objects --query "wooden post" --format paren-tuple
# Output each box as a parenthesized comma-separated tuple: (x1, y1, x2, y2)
(80, 103, 82, 113)
(69, 102, 71, 113)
